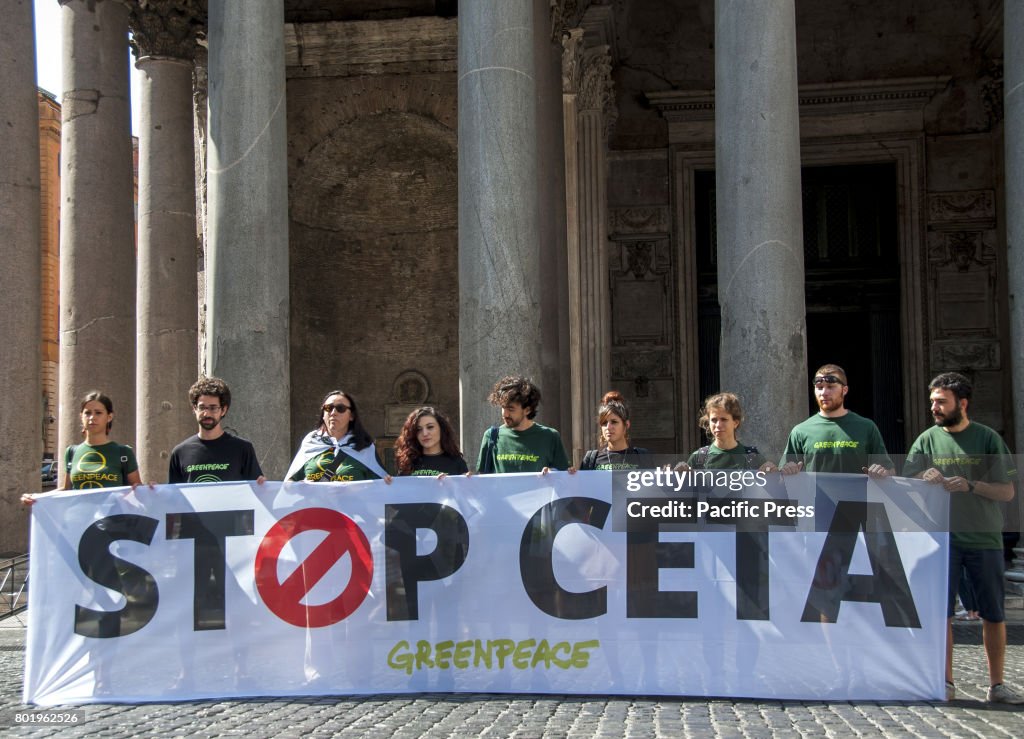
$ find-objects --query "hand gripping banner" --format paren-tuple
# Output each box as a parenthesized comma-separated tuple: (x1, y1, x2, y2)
(24, 472, 948, 705)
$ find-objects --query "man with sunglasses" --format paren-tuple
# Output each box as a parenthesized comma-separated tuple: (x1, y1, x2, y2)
(780, 364, 894, 476)
(168, 376, 265, 484)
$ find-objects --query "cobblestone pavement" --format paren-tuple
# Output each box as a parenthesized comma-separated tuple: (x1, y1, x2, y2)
(1, 611, 1022, 738)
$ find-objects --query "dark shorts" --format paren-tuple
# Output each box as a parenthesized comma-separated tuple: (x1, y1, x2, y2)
(948, 544, 1005, 622)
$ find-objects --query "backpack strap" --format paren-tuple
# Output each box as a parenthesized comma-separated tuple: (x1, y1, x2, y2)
(481, 425, 500, 474)
(582, 449, 598, 470)
(696, 445, 711, 469)
(744, 445, 760, 470)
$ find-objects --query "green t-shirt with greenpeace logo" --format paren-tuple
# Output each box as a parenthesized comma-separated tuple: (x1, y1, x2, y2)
(781, 411, 893, 474)
(903, 421, 1017, 550)
(687, 443, 767, 470)
(292, 448, 381, 483)
(64, 442, 138, 489)
(476, 422, 570, 473)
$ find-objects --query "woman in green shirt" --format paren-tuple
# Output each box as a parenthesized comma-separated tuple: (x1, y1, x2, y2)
(23, 391, 141, 504)
(681, 392, 777, 472)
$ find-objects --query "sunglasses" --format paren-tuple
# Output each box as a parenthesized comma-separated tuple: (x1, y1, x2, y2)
(813, 375, 845, 387)
(323, 403, 351, 415)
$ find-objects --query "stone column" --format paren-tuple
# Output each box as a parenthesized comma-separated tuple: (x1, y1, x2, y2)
(0, 0, 41, 550)
(715, 0, 807, 457)
(535, 0, 571, 446)
(562, 32, 615, 464)
(130, 3, 200, 482)
(1004, 0, 1024, 581)
(58, 0, 136, 459)
(193, 45, 209, 376)
(562, 29, 585, 461)
(206, 0, 289, 476)
(458, 0, 541, 453)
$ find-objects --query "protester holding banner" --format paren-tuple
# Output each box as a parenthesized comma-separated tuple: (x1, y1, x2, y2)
(678, 392, 777, 472)
(476, 375, 571, 474)
(780, 364, 894, 477)
(579, 391, 650, 470)
(904, 371, 1023, 704)
(168, 376, 265, 484)
(23, 391, 141, 504)
(285, 390, 390, 482)
(394, 406, 469, 477)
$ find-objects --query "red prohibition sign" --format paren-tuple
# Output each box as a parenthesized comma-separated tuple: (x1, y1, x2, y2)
(255, 508, 373, 627)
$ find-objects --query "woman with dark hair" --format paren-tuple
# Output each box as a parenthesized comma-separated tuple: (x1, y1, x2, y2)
(680, 392, 777, 472)
(23, 391, 142, 504)
(579, 391, 650, 470)
(394, 406, 468, 477)
(285, 390, 390, 482)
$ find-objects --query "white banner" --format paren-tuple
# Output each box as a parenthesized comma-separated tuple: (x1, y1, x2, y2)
(24, 473, 948, 705)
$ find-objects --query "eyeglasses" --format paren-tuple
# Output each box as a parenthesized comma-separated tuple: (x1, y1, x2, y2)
(195, 404, 222, 413)
(813, 375, 845, 387)
(323, 403, 351, 415)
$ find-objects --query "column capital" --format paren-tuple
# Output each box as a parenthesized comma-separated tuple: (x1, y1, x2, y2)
(125, 0, 205, 61)
(578, 44, 616, 134)
(550, 0, 591, 43)
(560, 27, 585, 95)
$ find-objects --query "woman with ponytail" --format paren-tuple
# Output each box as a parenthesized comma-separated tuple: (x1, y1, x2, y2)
(579, 391, 651, 470)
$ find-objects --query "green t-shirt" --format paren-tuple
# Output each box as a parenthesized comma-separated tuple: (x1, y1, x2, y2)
(903, 422, 1016, 549)
(476, 422, 570, 473)
(292, 449, 380, 483)
(687, 444, 767, 470)
(781, 411, 893, 474)
(64, 442, 139, 489)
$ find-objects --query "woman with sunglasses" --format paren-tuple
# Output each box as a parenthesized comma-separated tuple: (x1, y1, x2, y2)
(22, 391, 142, 504)
(394, 406, 468, 478)
(579, 391, 650, 470)
(285, 390, 390, 483)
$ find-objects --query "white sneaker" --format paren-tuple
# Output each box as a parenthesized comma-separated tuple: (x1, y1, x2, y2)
(987, 683, 1024, 704)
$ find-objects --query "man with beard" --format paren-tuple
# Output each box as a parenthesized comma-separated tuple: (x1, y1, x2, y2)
(168, 376, 265, 483)
(476, 375, 571, 473)
(904, 372, 1021, 703)
(780, 363, 894, 476)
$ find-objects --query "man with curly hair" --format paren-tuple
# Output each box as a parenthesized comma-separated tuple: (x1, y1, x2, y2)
(476, 375, 570, 474)
(168, 376, 264, 484)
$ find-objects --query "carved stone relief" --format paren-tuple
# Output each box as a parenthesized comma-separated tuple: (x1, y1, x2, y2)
(609, 206, 670, 237)
(929, 341, 999, 371)
(927, 190, 995, 224)
(927, 229, 997, 339)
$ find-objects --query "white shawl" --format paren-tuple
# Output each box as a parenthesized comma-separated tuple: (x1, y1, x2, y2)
(285, 430, 388, 482)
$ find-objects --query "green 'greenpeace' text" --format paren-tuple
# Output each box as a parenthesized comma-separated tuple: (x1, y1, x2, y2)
(387, 638, 600, 675)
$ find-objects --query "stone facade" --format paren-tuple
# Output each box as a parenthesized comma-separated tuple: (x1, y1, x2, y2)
(5, 0, 1020, 548)
(285, 17, 459, 460)
(613, 0, 1011, 456)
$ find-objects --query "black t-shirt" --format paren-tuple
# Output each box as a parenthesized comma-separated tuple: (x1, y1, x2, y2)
(168, 433, 263, 483)
(406, 453, 469, 477)
(580, 447, 651, 471)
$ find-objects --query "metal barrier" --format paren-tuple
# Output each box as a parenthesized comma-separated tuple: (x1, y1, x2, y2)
(0, 554, 28, 618)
